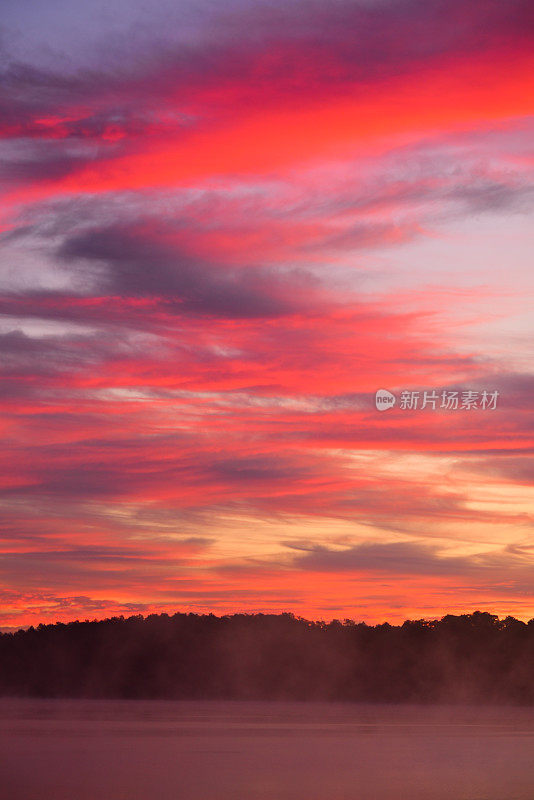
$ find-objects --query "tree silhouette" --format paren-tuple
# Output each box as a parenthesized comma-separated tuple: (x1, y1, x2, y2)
(0, 611, 533, 703)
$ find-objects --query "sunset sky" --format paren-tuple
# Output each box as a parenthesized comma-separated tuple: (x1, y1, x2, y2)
(1, 0, 533, 629)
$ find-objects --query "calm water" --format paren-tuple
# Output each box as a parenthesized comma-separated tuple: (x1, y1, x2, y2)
(0, 700, 533, 799)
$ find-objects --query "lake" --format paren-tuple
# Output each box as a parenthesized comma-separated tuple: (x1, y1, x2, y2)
(0, 700, 533, 799)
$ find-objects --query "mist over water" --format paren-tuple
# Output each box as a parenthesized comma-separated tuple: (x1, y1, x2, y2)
(1, 700, 533, 800)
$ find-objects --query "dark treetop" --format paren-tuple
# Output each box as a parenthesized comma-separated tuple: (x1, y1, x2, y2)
(1, 611, 533, 703)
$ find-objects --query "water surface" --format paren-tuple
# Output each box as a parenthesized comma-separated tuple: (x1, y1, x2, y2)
(1, 699, 533, 799)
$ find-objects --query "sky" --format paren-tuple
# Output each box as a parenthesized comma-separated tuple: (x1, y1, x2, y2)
(0, 0, 533, 629)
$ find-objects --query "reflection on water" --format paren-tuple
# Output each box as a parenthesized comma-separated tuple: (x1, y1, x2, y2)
(1, 699, 533, 799)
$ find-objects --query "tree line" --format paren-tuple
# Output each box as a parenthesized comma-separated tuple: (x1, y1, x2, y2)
(1, 610, 533, 702)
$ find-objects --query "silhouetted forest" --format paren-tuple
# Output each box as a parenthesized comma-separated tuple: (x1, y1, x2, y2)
(1, 611, 533, 703)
